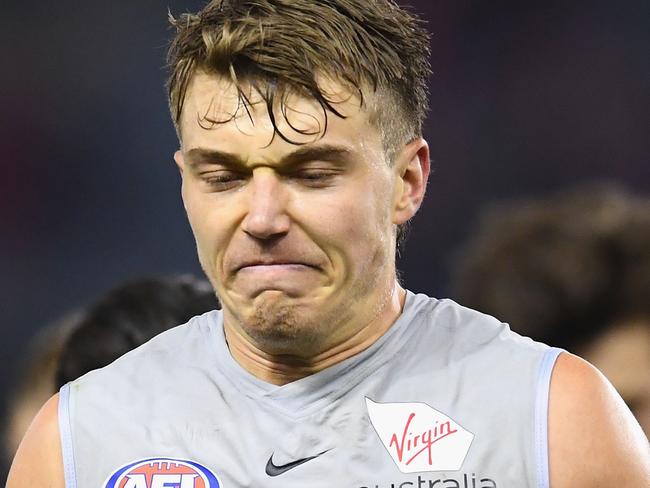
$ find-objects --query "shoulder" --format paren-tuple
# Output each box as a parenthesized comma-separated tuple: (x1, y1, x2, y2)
(549, 352, 650, 487)
(76, 310, 221, 382)
(123, 309, 220, 357)
(66, 310, 223, 423)
(426, 296, 547, 356)
(6, 394, 64, 488)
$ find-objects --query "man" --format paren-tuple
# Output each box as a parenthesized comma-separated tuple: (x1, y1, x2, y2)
(8, 1, 649, 487)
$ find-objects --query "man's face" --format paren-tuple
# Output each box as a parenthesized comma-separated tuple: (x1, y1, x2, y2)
(175, 72, 423, 354)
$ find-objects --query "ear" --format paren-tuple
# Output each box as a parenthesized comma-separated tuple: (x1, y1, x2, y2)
(173, 149, 185, 176)
(391, 138, 430, 225)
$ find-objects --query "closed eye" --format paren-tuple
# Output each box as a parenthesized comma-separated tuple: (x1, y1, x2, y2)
(293, 168, 341, 187)
(201, 170, 247, 191)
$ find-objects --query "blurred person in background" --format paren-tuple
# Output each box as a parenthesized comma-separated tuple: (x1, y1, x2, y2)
(453, 184, 650, 434)
(2, 275, 218, 472)
(2, 312, 80, 470)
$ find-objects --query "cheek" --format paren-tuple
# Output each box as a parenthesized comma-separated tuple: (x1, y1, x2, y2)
(182, 186, 229, 260)
(302, 183, 391, 262)
(183, 188, 208, 242)
(348, 177, 394, 238)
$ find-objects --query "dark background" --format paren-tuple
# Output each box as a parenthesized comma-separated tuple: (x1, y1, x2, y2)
(1, 0, 648, 437)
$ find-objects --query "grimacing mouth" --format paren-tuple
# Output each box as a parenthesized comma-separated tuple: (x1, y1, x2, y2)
(233, 259, 321, 272)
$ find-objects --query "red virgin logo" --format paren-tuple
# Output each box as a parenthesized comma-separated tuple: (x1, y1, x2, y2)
(389, 411, 459, 466)
(366, 398, 474, 473)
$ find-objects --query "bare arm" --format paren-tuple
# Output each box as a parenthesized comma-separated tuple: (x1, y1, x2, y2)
(549, 353, 650, 487)
(6, 393, 65, 488)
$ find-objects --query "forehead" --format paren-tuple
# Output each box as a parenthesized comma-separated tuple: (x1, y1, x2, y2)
(179, 71, 383, 158)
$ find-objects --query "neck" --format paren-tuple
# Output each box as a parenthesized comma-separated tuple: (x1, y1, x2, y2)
(223, 283, 406, 385)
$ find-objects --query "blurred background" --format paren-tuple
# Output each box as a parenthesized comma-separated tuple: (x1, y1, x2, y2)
(1, 0, 649, 467)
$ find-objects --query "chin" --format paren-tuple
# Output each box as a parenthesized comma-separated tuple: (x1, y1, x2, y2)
(242, 296, 324, 354)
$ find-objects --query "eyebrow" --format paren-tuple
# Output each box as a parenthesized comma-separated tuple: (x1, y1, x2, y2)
(183, 144, 354, 169)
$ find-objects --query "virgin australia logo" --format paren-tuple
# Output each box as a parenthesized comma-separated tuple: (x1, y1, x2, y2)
(366, 398, 474, 473)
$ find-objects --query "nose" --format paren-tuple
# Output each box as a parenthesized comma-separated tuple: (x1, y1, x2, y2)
(241, 169, 291, 240)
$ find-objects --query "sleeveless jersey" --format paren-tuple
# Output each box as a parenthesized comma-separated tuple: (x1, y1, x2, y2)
(59, 291, 562, 488)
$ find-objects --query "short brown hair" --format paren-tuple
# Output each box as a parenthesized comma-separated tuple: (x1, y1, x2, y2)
(166, 0, 431, 164)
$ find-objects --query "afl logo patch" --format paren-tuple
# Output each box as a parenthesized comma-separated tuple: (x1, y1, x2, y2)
(103, 457, 220, 488)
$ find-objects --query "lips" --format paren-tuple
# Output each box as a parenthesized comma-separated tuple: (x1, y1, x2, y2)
(233, 259, 318, 272)
(235, 260, 318, 272)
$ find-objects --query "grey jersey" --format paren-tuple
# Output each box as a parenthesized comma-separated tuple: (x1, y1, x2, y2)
(59, 291, 562, 488)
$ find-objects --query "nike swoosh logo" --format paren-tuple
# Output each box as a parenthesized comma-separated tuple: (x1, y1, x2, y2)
(265, 449, 330, 477)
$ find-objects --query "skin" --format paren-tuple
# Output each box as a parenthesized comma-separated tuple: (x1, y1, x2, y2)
(580, 320, 650, 436)
(6, 394, 63, 487)
(549, 353, 650, 487)
(7, 73, 650, 485)
(5, 372, 56, 464)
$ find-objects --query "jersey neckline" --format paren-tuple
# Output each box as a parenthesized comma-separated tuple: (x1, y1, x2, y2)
(202, 290, 436, 418)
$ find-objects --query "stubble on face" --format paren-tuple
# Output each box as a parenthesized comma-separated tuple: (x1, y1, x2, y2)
(247, 292, 320, 352)
(180, 72, 400, 359)
(227, 240, 391, 356)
